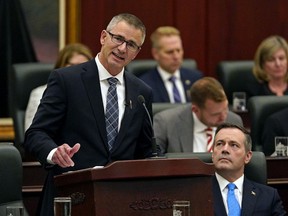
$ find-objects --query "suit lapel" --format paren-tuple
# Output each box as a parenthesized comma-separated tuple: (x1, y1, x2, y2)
(180, 69, 192, 101)
(212, 176, 228, 216)
(81, 60, 108, 145)
(178, 105, 194, 152)
(111, 72, 139, 151)
(154, 69, 170, 102)
(241, 178, 258, 215)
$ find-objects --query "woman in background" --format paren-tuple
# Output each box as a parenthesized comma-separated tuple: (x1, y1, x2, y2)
(250, 35, 288, 96)
(24, 43, 93, 131)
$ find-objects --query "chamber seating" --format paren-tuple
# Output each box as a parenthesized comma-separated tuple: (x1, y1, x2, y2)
(165, 151, 267, 184)
(8, 63, 53, 157)
(126, 59, 197, 77)
(0, 143, 29, 215)
(216, 60, 257, 105)
(247, 95, 288, 151)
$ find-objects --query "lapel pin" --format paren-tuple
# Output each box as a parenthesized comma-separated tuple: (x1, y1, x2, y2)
(251, 191, 256, 196)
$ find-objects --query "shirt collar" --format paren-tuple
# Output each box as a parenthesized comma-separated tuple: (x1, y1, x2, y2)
(215, 172, 244, 194)
(157, 66, 181, 81)
(95, 54, 124, 85)
(193, 112, 216, 133)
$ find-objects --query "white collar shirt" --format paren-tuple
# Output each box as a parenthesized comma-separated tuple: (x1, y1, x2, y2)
(157, 66, 186, 103)
(215, 172, 244, 214)
(95, 55, 125, 131)
(192, 112, 216, 152)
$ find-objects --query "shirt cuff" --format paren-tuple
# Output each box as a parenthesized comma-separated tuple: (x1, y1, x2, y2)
(47, 148, 57, 164)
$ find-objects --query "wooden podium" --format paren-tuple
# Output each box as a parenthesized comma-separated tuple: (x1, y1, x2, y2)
(54, 158, 215, 216)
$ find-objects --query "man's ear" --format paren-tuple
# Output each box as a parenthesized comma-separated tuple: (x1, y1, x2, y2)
(244, 151, 253, 165)
(100, 30, 107, 45)
(191, 104, 198, 114)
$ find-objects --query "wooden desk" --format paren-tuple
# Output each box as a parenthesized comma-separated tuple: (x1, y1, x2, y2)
(55, 158, 215, 216)
(0, 118, 14, 141)
(266, 157, 288, 211)
(22, 156, 288, 214)
(22, 162, 46, 216)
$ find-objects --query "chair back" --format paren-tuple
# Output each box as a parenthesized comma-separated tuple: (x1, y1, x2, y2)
(247, 95, 288, 151)
(0, 143, 28, 215)
(216, 61, 256, 104)
(165, 151, 267, 184)
(126, 59, 197, 77)
(9, 63, 53, 156)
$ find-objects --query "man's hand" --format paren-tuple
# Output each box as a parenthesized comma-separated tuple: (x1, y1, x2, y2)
(52, 143, 81, 168)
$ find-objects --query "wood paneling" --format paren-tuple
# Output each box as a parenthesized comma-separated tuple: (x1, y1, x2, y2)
(74, 0, 288, 77)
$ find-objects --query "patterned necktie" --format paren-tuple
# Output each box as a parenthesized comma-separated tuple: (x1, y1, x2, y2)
(169, 76, 181, 103)
(105, 77, 119, 151)
(227, 183, 241, 216)
(205, 127, 213, 152)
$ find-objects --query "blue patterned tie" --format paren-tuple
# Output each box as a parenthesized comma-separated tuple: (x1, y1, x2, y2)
(169, 76, 181, 103)
(227, 183, 241, 216)
(105, 77, 119, 151)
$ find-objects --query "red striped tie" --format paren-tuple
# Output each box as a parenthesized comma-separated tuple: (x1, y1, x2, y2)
(205, 127, 213, 152)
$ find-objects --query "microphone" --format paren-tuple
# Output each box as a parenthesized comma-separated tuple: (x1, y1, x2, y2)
(138, 95, 159, 158)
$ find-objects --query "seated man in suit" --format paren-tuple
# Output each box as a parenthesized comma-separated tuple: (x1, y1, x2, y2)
(138, 26, 203, 103)
(262, 107, 288, 156)
(212, 123, 286, 215)
(154, 77, 243, 154)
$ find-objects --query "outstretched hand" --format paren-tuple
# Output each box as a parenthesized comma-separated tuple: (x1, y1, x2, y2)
(52, 143, 81, 168)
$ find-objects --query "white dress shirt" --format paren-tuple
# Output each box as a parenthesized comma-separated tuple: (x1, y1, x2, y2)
(215, 172, 244, 214)
(157, 66, 186, 103)
(192, 112, 216, 152)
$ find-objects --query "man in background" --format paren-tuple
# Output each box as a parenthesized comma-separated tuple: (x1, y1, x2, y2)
(138, 26, 203, 103)
(154, 77, 243, 154)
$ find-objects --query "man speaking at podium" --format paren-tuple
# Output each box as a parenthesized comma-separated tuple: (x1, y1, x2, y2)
(24, 13, 153, 216)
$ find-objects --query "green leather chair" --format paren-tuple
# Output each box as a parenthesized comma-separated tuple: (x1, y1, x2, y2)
(165, 151, 267, 185)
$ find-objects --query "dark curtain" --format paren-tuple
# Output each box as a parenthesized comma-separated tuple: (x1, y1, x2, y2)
(0, 0, 37, 117)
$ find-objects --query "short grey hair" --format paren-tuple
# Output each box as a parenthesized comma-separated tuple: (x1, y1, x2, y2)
(106, 13, 146, 45)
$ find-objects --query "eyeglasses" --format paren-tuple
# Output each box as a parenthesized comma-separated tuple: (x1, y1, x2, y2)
(106, 31, 141, 52)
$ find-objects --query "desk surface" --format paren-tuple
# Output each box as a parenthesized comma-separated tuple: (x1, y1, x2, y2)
(0, 118, 14, 141)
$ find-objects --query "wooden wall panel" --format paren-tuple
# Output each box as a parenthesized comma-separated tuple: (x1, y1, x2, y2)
(174, 0, 207, 74)
(77, 0, 288, 77)
(206, 0, 288, 76)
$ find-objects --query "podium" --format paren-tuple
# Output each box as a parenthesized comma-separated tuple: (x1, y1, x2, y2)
(54, 158, 215, 216)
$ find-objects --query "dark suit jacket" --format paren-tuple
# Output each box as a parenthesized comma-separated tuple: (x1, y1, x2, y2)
(212, 176, 287, 216)
(245, 81, 288, 99)
(138, 67, 203, 102)
(262, 107, 288, 156)
(24, 59, 153, 215)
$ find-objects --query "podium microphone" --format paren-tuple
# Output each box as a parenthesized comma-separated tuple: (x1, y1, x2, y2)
(138, 95, 159, 158)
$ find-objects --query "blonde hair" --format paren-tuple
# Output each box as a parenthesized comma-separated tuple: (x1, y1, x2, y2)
(54, 43, 93, 69)
(253, 35, 288, 82)
(150, 26, 180, 48)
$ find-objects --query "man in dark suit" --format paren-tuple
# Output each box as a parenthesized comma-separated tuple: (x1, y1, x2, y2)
(138, 26, 203, 103)
(24, 13, 153, 216)
(212, 123, 286, 216)
(155, 77, 243, 154)
(262, 107, 288, 156)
